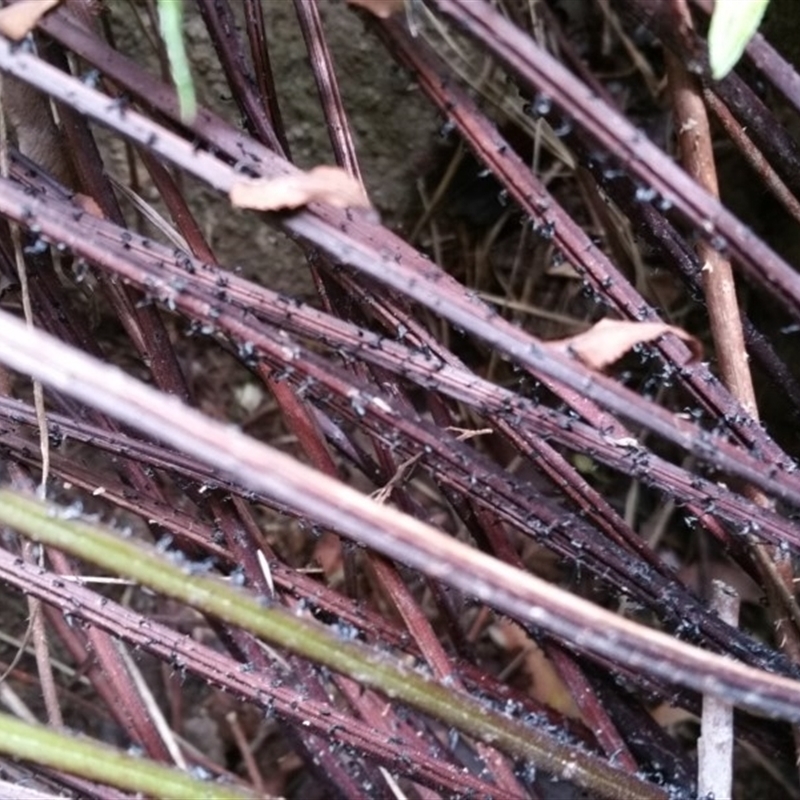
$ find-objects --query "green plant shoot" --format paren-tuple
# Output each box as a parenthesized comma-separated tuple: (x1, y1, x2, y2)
(708, 0, 770, 80)
(158, 0, 196, 122)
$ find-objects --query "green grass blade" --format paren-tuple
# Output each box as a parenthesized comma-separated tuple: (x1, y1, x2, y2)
(158, 0, 196, 121)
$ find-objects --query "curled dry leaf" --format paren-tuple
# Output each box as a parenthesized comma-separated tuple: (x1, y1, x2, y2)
(347, 0, 405, 19)
(230, 166, 373, 214)
(547, 319, 702, 370)
(73, 193, 105, 219)
(0, 0, 60, 41)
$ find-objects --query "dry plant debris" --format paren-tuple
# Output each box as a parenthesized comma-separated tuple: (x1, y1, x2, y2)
(0, 0, 797, 798)
(547, 318, 702, 370)
(0, 0, 58, 41)
(229, 165, 373, 212)
(346, 0, 406, 19)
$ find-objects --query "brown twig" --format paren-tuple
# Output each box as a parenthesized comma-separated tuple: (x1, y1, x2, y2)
(667, 0, 800, 692)
(703, 88, 800, 226)
(665, 3, 755, 413)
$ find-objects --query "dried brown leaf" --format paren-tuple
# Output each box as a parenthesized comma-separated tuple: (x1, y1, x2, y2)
(230, 166, 372, 213)
(74, 192, 105, 219)
(651, 703, 697, 728)
(0, 0, 60, 41)
(548, 319, 701, 370)
(347, 0, 405, 19)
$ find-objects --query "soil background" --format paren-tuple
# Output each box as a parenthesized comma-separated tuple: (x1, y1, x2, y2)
(105, 0, 440, 299)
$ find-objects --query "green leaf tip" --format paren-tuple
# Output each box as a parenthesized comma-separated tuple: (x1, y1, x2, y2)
(708, 0, 770, 80)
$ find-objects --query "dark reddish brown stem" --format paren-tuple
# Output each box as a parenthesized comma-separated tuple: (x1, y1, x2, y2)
(703, 88, 800, 225)
(243, 0, 291, 157)
(292, 0, 363, 183)
(425, 0, 800, 323)
(195, 0, 283, 153)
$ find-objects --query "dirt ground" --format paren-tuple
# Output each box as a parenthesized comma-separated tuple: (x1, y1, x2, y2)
(104, 0, 440, 299)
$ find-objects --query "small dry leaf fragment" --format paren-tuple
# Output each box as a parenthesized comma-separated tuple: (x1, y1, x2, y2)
(230, 166, 372, 213)
(73, 193, 105, 219)
(0, 0, 60, 41)
(347, 0, 405, 19)
(548, 319, 701, 370)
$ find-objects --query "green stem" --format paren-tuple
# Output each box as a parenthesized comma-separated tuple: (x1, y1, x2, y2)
(0, 489, 664, 800)
(0, 711, 250, 799)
